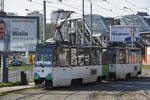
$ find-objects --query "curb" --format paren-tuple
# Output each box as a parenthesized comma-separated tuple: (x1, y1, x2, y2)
(0, 85, 35, 96)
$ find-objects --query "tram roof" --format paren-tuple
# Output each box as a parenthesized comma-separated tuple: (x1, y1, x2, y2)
(37, 42, 140, 50)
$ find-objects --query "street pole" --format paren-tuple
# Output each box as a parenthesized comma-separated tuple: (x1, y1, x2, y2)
(1, 53, 8, 82)
(43, 0, 46, 41)
(132, 13, 134, 47)
(0, 0, 4, 11)
(0, 3, 9, 82)
(124, 7, 134, 48)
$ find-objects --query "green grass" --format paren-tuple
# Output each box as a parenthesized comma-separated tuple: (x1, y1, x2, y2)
(28, 78, 34, 83)
(6, 64, 150, 70)
(0, 82, 21, 87)
(141, 64, 150, 69)
(8, 65, 33, 70)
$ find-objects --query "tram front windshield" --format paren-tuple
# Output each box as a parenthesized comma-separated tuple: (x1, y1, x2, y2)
(36, 46, 54, 67)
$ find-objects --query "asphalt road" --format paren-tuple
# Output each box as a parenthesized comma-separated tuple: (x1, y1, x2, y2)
(1, 69, 150, 100)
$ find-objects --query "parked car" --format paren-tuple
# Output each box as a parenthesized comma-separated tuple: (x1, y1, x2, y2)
(10, 59, 22, 66)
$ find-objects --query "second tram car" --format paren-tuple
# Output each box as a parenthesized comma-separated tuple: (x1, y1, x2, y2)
(103, 48, 142, 79)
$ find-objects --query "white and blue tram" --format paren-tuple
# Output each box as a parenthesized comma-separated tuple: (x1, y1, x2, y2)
(34, 43, 142, 87)
(34, 43, 108, 87)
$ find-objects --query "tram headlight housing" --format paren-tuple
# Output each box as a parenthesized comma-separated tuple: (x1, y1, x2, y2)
(46, 73, 53, 80)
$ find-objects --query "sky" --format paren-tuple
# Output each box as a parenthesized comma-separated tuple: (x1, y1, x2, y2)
(4, 0, 150, 20)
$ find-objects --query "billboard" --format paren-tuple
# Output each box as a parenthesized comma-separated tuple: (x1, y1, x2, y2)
(110, 25, 140, 42)
(0, 16, 39, 52)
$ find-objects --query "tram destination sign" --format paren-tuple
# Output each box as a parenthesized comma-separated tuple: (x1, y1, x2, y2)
(110, 25, 140, 42)
(0, 16, 39, 52)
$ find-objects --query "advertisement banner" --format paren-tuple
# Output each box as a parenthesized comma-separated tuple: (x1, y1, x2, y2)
(0, 16, 38, 52)
(110, 26, 140, 42)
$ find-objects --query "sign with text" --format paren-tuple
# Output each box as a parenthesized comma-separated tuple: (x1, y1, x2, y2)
(0, 16, 39, 52)
(110, 26, 140, 42)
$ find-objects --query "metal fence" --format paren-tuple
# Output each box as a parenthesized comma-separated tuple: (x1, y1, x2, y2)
(0, 69, 33, 83)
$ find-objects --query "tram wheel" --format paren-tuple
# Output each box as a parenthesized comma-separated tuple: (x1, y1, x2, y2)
(71, 78, 83, 87)
(34, 79, 44, 85)
(45, 80, 53, 89)
(126, 73, 131, 79)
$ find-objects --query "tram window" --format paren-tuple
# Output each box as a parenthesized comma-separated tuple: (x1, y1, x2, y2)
(78, 48, 84, 66)
(137, 50, 141, 62)
(127, 49, 141, 63)
(135, 50, 138, 62)
(103, 49, 116, 64)
(135, 50, 141, 63)
(53, 49, 58, 67)
(36, 54, 41, 61)
(71, 48, 77, 66)
(116, 49, 125, 64)
(102, 51, 109, 64)
(96, 49, 101, 65)
(36, 54, 52, 62)
(131, 50, 137, 63)
(127, 50, 132, 63)
(59, 48, 70, 67)
(126, 50, 129, 64)
(136, 51, 139, 62)
(138, 50, 141, 62)
(109, 50, 116, 64)
(91, 49, 97, 65)
(131, 50, 135, 63)
(84, 48, 91, 65)
(44, 54, 52, 61)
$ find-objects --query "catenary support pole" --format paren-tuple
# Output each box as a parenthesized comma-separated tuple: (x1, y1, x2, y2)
(1, 53, 8, 82)
(43, 0, 46, 41)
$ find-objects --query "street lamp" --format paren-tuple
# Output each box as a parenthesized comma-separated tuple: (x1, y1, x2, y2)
(124, 6, 135, 47)
(28, 0, 46, 41)
(0, 0, 4, 11)
(43, 0, 46, 41)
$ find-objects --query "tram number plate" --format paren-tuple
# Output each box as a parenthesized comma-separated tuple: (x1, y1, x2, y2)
(91, 69, 97, 75)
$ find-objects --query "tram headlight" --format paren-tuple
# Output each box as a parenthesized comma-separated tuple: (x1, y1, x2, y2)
(34, 72, 40, 80)
(46, 73, 53, 80)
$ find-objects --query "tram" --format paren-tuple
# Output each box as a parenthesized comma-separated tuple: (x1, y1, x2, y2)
(103, 47, 142, 79)
(34, 43, 105, 87)
(33, 43, 142, 87)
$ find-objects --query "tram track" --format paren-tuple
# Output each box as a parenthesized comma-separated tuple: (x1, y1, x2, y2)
(15, 89, 49, 100)
(1, 69, 150, 100)
(64, 91, 81, 100)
